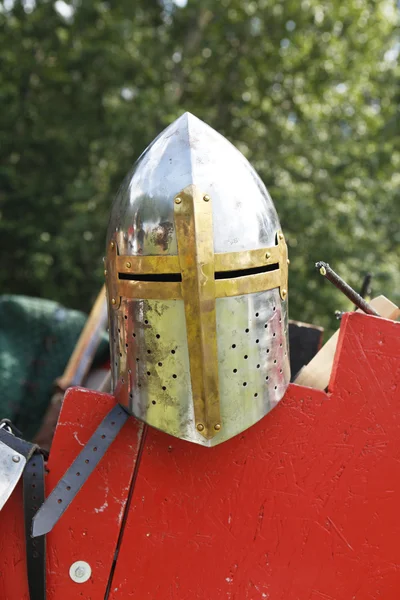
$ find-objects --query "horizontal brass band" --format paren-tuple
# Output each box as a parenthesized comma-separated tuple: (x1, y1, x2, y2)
(117, 246, 278, 275)
(214, 245, 281, 272)
(215, 269, 282, 298)
(118, 279, 182, 300)
(118, 270, 282, 300)
(116, 254, 180, 274)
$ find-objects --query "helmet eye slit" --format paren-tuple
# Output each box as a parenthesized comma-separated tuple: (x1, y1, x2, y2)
(119, 272, 182, 282)
(118, 263, 278, 283)
(214, 263, 279, 280)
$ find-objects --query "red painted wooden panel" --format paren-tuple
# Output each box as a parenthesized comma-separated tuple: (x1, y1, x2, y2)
(46, 387, 143, 599)
(0, 387, 143, 600)
(0, 481, 30, 599)
(109, 313, 400, 600)
(1, 313, 399, 599)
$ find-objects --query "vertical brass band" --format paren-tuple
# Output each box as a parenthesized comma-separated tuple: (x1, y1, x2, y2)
(174, 186, 221, 439)
(277, 231, 288, 301)
(105, 239, 121, 310)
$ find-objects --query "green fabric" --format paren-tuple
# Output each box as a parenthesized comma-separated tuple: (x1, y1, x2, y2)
(0, 295, 109, 440)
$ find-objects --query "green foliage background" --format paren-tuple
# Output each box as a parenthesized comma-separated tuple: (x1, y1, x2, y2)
(1, 0, 399, 332)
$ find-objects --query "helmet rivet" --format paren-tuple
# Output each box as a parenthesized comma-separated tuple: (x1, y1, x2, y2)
(287, 258, 290, 265)
(12, 455, 21, 463)
(214, 423, 221, 431)
(110, 241, 115, 249)
(203, 194, 210, 202)
(126, 261, 131, 269)
(104, 269, 107, 276)
(175, 197, 182, 204)
(265, 252, 271, 260)
(111, 298, 116, 305)
(197, 423, 204, 432)
(278, 232, 284, 241)
(281, 289, 287, 299)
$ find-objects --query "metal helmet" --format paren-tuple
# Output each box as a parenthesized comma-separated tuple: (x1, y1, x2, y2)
(105, 112, 290, 447)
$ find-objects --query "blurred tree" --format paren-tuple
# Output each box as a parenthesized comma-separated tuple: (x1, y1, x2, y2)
(0, 0, 398, 333)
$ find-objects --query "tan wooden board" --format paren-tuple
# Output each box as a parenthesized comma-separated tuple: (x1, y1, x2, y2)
(294, 296, 400, 390)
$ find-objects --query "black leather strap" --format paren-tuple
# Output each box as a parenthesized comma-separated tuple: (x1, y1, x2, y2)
(23, 453, 46, 600)
(0, 419, 46, 600)
(32, 404, 129, 537)
(0, 426, 39, 462)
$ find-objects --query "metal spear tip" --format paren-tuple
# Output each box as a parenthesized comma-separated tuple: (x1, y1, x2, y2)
(314, 260, 380, 317)
(315, 261, 328, 276)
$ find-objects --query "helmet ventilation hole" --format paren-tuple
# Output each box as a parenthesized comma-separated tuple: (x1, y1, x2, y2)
(147, 349, 151, 354)
(162, 386, 166, 391)
(256, 364, 260, 368)
(245, 328, 249, 333)
(172, 374, 177, 379)
(132, 333, 136, 338)
(255, 312, 259, 317)
(244, 355, 248, 359)
(144, 319, 149, 325)
(231, 344, 236, 349)
(152, 400, 156, 405)
(156, 334, 160, 339)
(171, 349, 176, 354)
(243, 382, 247, 387)
(255, 339, 259, 343)
(147, 371, 151, 376)
(158, 362, 163, 367)
(233, 368, 237, 373)
(254, 393, 258, 398)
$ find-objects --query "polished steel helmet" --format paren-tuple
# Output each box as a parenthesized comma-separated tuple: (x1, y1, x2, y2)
(105, 112, 290, 446)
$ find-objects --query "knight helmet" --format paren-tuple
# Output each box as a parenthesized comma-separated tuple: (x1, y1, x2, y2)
(105, 112, 290, 447)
